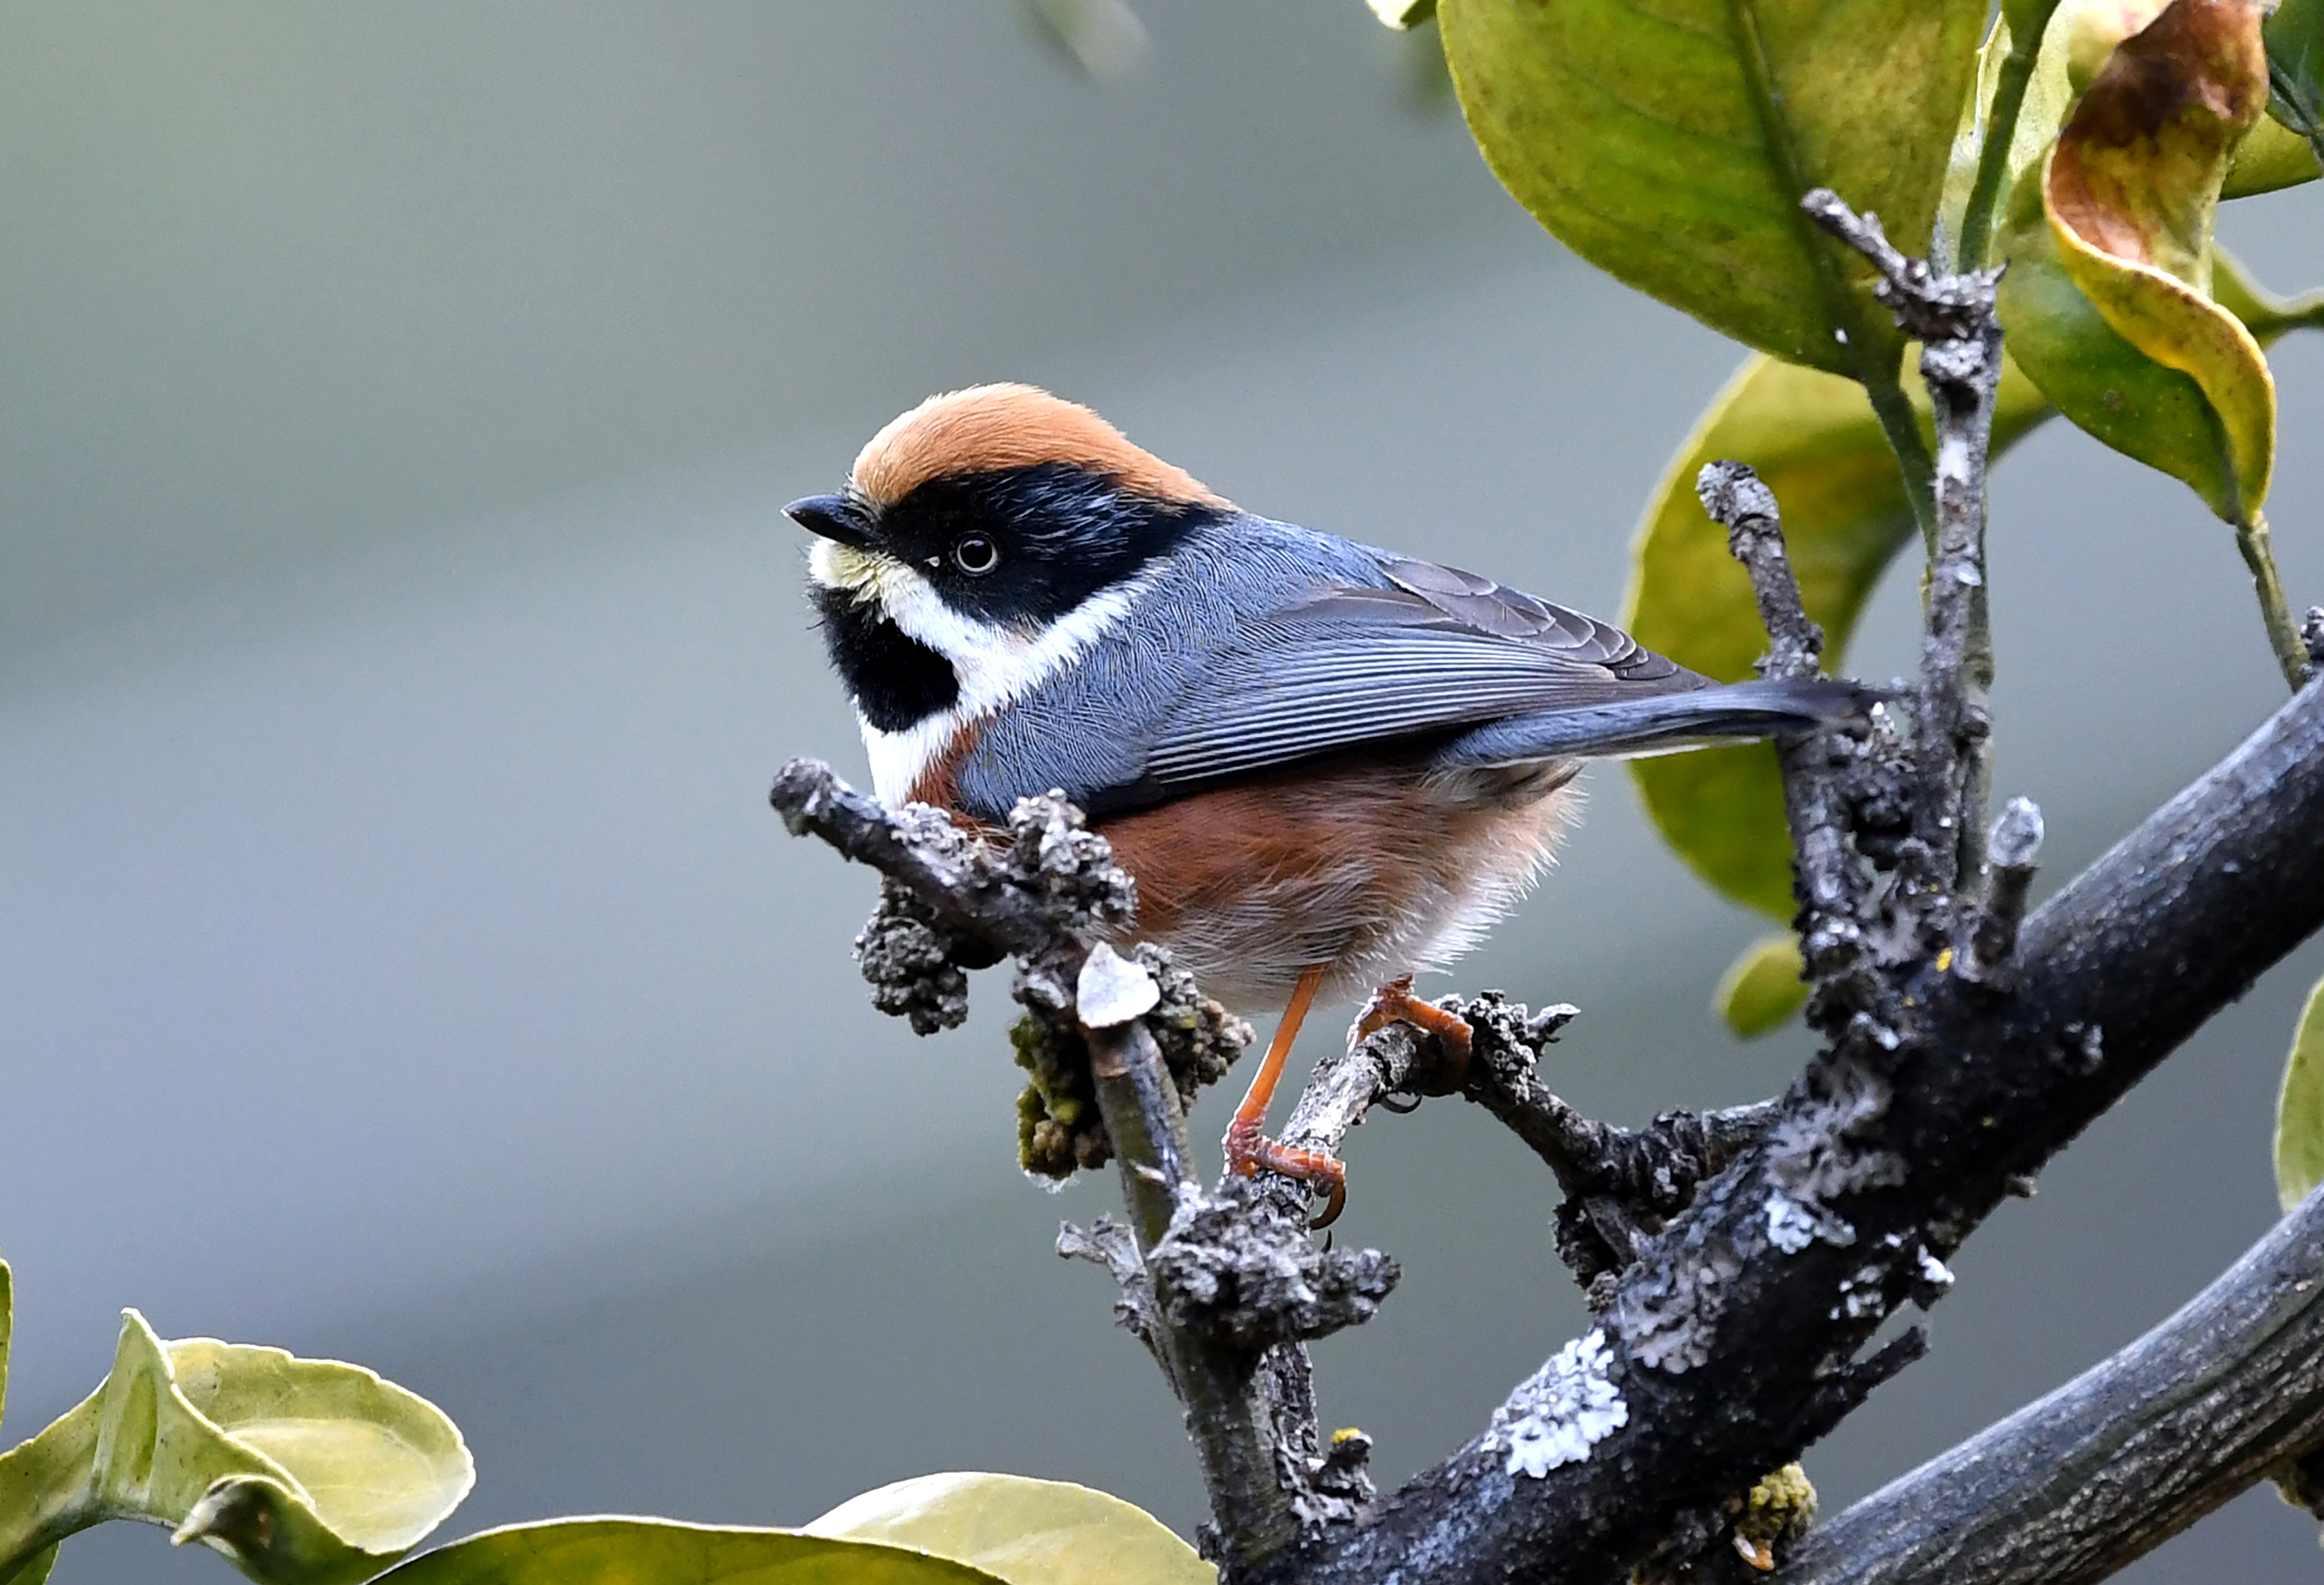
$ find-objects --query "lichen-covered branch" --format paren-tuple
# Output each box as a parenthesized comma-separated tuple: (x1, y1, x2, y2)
(1274, 643, 2324, 1585)
(1786, 1182, 2324, 1585)
(1268, 202, 2324, 1585)
(771, 763, 1392, 1574)
(1803, 188, 2006, 903)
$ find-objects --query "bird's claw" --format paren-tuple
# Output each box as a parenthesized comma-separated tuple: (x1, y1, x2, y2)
(1351, 974, 1474, 1088)
(1224, 1115, 1349, 1229)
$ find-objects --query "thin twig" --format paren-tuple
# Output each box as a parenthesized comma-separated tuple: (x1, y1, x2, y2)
(1801, 189, 2006, 910)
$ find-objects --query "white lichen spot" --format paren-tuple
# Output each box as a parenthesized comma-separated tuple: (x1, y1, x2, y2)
(1766, 1192, 1859, 1253)
(1075, 942, 1160, 1027)
(1918, 1245, 1955, 1289)
(1492, 1330, 1629, 1478)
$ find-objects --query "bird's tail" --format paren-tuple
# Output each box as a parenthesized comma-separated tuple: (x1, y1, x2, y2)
(1430, 677, 1875, 767)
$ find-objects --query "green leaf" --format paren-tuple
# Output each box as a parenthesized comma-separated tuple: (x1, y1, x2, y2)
(0, 1310, 471, 1585)
(1999, 0, 2279, 524)
(375, 1518, 1012, 1585)
(2223, 115, 2322, 194)
(2212, 245, 2324, 337)
(2265, 0, 2324, 159)
(807, 1473, 1213, 1585)
(2274, 976, 2324, 1211)
(1621, 353, 2052, 915)
(1437, 0, 1984, 377)
(1715, 934, 1811, 1037)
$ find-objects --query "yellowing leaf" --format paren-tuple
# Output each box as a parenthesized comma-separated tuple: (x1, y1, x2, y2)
(1622, 353, 2052, 915)
(2274, 976, 2324, 1211)
(808, 1473, 1212, 1585)
(376, 1518, 1009, 1585)
(1438, 0, 1984, 378)
(1715, 934, 1811, 1037)
(0, 1311, 471, 1585)
(2002, 0, 2279, 522)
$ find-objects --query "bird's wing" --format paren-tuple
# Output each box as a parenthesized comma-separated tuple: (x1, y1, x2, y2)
(1135, 553, 1706, 791)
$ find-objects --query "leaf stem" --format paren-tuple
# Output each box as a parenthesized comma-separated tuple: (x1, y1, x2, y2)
(1863, 360, 1940, 553)
(2235, 511, 2313, 691)
(1956, 0, 2062, 272)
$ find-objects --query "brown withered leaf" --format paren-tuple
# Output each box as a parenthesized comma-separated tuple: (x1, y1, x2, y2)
(2048, 0, 2270, 284)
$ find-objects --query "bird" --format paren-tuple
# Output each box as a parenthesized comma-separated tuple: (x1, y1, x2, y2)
(789, 384, 1862, 1223)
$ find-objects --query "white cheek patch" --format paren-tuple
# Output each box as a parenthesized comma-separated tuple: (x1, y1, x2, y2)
(836, 557, 1153, 807)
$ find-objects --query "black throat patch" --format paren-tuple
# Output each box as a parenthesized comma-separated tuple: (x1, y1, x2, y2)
(810, 586, 960, 732)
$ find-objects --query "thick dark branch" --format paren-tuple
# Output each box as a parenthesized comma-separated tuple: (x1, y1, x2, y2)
(1280, 673, 2324, 1585)
(1787, 1184, 2324, 1585)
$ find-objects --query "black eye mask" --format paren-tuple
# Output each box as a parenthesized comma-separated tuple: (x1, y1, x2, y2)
(875, 462, 1223, 627)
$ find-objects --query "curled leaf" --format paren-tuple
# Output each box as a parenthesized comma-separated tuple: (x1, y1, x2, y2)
(1622, 353, 2051, 915)
(1438, 0, 1984, 376)
(2274, 976, 2324, 1212)
(808, 1472, 1213, 1585)
(1715, 934, 1812, 1037)
(0, 1311, 471, 1585)
(2001, 0, 2279, 521)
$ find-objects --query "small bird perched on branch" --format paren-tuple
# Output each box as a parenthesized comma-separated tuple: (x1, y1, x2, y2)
(791, 384, 1860, 1222)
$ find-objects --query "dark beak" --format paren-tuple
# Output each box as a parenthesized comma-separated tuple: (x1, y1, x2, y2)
(785, 493, 877, 549)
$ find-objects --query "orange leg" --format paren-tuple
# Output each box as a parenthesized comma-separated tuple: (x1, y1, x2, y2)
(1352, 974, 1473, 1085)
(1223, 965, 1349, 1227)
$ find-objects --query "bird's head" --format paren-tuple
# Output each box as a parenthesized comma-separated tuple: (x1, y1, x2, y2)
(790, 384, 1230, 640)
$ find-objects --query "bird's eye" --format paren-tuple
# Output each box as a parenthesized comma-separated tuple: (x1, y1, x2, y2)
(951, 535, 1000, 576)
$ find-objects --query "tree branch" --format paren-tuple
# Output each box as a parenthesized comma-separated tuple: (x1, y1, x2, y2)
(1274, 642, 2324, 1585)
(771, 765, 1394, 1573)
(1270, 197, 2324, 1585)
(1787, 1183, 2324, 1585)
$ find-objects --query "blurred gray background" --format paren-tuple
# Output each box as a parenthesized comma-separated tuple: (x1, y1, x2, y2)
(3, 4, 2321, 1578)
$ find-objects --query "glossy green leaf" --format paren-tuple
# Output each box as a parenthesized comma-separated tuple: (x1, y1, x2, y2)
(1715, 934, 1811, 1037)
(2274, 976, 2324, 1211)
(0, 1310, 471, 1585)
(807, 1473, 1212, 1585)
(1438, 0, 1984, 377)
(1621, 353, 2052, 915)
(375, 1518, 1010, 1585)
(2000, 0, 2279, 523)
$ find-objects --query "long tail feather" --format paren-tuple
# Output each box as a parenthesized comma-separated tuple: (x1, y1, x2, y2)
(1430, 677, 1874, 767)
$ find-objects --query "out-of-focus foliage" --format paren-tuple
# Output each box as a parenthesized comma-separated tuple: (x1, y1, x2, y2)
(1714, 934, 1813, 1038)
(2274, 977, 2324, 1211)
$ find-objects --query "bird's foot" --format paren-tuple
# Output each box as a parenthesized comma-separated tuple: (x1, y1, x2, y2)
(1351, 974, 1473, 1088)
(1224, 1114, 1349, 1229)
